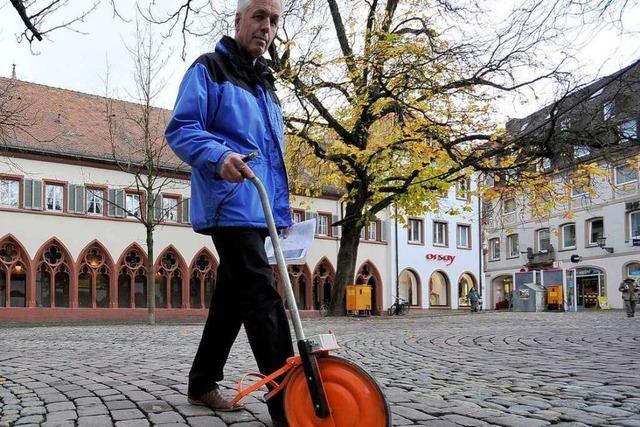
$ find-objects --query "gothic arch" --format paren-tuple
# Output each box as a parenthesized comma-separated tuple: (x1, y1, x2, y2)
(116, 243, 149, 308)
(33, 238, 75, 308)
(189, 248, 219, 309)
(76, 240, 116, 308)
(355, 260, 383, 315)
(0, 234, 32, 308)
(155, 245, 189, 309)
(312, 258, 335, 310)
(399, 268, 422, 307)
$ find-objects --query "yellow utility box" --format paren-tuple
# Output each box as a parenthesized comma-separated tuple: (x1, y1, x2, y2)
(346, 284, 372, 316)
(546, 285, 563, 311)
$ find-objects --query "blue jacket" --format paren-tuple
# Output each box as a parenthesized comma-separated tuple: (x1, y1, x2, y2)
(165, 37, 292, 232)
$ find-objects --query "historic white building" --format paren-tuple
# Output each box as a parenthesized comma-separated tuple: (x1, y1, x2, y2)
(0, 77, 390, 321)
(389, 179, 483, 311)
(483, 61, 640, 310)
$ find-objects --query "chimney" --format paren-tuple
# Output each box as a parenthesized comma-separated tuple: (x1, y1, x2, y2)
(11, 64, 16, 79)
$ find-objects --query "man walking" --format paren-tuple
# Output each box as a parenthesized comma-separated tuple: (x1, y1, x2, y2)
(467, 286, 480, 313)
(165, 0, 292, 424)
(619, 277, 639, 318)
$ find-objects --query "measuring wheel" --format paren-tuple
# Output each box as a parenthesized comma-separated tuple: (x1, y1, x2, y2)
(284, 356, 391, 427)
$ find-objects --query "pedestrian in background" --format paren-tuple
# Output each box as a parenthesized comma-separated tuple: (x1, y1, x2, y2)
(467, 286, 480, 313)
(619, 277, 640, 318)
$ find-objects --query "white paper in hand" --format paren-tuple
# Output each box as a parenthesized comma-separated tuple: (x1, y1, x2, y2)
(264, 218, 316, 265)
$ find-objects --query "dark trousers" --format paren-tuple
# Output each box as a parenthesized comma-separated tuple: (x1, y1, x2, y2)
(624, 299, 637, 317)
(188, 228, 294, 419)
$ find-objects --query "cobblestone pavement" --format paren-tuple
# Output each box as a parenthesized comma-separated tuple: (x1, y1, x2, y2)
(2, 311, 640, 426)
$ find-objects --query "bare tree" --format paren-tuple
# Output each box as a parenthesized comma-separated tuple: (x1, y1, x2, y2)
(103, 22, 187, 325)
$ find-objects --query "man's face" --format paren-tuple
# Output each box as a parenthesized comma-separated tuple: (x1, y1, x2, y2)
(235, 0, 282, 59)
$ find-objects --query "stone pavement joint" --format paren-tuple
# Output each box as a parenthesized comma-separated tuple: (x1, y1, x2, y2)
(2, 311, 640, 426)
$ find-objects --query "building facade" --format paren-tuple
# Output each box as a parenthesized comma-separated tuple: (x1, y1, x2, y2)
(0, 77, 390, 321)
(390, 179, 483, 311)
(483, 61, 640, 310)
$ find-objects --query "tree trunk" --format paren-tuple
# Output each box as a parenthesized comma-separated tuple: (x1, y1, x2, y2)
(146, 227, 156, 325)
(329, 202, 364, 316)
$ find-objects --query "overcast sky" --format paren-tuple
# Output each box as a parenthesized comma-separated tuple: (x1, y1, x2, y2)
(1, 1, 639, 119)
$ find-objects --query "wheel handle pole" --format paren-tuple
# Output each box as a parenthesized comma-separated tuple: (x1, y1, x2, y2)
(248, 175, 305, 342)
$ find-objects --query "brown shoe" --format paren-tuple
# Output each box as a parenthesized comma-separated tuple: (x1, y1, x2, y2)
(188, 388, 244, 412)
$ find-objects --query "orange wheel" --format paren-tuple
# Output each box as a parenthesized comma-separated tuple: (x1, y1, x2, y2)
(283, 356, 391, 427)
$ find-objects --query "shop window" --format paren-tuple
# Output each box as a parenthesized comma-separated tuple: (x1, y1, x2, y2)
(0, 179, 19, 208)
(507, 234, 519, 258)
(489, 238, 500, 261)
(457, 224, 470, 249)
(615, 165, 638, 186)
(408, 218, 423, 244)
(587, 218, 604, 246)
(45, 183, 64, 212)
(627, 262, 640, 278)
(458, 273, 476, 307)
(433, 221, 448, 247)
(429, 271, 449, 307)
(560, 223, 576, 250)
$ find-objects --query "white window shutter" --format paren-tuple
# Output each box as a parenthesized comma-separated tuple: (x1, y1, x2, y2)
(68, 185, 76, 213)
(115, 190, 125, 217)
(154, 194, 163, 221)
(24, 179, 33, 209)
(182, 197, 190, 223)
(108, 189, 116, 217)
(75, 185, 84, 214)
(332, 215, 341, 237)
(380, 220, 388, 242)
(32, 180, 43, 210)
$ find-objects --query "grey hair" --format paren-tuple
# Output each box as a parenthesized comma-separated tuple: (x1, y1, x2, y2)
(236, 0, 282, 13)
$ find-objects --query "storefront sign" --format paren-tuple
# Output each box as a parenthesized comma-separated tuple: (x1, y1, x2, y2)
(425, 253, 456, 265)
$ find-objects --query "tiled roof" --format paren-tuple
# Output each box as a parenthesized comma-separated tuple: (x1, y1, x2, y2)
(0, 76, 187, 172)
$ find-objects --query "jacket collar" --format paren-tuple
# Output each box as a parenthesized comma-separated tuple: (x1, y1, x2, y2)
(216, 36, 276, 89)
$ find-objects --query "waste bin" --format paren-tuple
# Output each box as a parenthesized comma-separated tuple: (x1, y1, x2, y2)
(346, 284, 371, 316)
(512, 282, 547, 312)
(546, 285, 563, 311)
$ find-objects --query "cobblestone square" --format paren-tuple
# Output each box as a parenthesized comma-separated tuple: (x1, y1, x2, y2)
(2, 311, 640, 426)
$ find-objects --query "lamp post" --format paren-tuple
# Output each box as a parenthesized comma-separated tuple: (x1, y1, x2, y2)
(394, 203, 400, 314)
